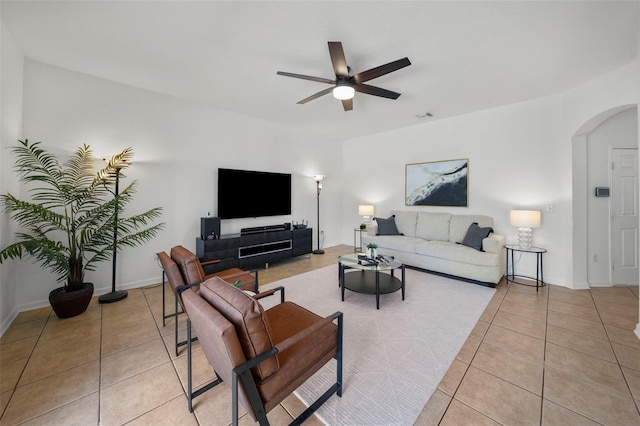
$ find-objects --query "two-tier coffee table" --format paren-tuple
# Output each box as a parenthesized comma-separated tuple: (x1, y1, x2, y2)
(338, 253, 405, 309)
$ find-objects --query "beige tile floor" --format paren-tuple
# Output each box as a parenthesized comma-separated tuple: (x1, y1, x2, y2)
(1, 244, 639, 425)
(418, 276, 640, 425)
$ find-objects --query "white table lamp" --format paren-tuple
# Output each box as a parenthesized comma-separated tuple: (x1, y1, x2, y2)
(358, 205, 374, 227)
(510, 210, 541, 249)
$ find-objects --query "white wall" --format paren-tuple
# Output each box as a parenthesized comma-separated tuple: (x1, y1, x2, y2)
(0, 21, 25, 333)
(343, 62, 639, 288)
(6, 59, 343, 315)
(2, 49, 638, 332)
(586, 108, 638, 285)
(343, 96, 566, 284)
(568, 63, 639, 289)
(636, 8, 640, 342)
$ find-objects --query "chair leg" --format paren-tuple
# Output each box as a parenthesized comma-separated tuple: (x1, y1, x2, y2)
(290, 312, 344, 425)
(187, 318, 194, 412)
(162, 270, 166, 326)
(187, 317, 223, 412)
(173, 290, 198, 357)
(162, 270, 181, 326)
(336, 312, 343, 397)
(232, 373, 240, 426)
(233, 369, 269, 426)
(290, 383, 340, 426)
(174, 293, 180, 357)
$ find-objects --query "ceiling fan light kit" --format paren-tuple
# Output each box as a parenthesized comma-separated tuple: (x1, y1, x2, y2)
(333, 82, 355, 100)
(278, 41, 411, 111)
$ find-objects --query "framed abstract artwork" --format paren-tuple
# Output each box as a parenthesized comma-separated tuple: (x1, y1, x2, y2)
(405, 159, 469, 207)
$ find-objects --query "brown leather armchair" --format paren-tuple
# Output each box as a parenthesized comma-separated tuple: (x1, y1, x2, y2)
(170, 245, 259, 293)
(157, 250, 274, 355)
(159, 245, 257, 329)
(180, 277, 343, 424)
(156, 251, 194, 356)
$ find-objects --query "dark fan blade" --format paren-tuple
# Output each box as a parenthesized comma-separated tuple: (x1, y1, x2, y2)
(342, 98, 353, 111)
(354, 83, 401, 99)
(297, 87, 334, 104)
(328, 41, 349, 78)
(277, 71, 335, 85)
(353, 57, 411, 84)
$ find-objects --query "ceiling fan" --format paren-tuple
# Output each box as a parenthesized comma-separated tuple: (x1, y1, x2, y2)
(277, 41, 411, 111)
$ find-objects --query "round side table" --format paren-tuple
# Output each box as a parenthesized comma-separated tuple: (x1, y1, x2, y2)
(504, 244, 547, 291)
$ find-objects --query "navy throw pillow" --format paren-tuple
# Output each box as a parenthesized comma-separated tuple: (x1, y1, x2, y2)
(375, 215, 402, 236)
(461, 222, 493, 251)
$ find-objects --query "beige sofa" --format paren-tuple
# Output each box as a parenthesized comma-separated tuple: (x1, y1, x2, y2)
(361, 211, 505, 286)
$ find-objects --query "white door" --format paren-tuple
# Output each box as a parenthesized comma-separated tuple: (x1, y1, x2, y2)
(611, 148, 639, 284)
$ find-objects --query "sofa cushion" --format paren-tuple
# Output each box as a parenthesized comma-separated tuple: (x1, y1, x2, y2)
(416, 240, 500, 267)
(416, 212, 451, 242)
(461, 222, 494, 251)
(483, 233, 505, 254)
(391, 211, 418, 237)
(449, 215, 493, 243)
(198, 277, 278, 380)
(375, 215, 402, 235)
(368, 235, 423, 253)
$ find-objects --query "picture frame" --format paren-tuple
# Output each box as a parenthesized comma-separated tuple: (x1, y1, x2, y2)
(405, 159, 469, 207)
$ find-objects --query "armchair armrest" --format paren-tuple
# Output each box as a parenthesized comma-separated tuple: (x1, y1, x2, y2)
(275, 311, 343, 353)
(176, 282, 201, 295)
(253, 286, 285, 304)
(233, 311, 343, 374)
(205, 268, 260, 294)
(200, 258, 222, 267)
(483, 233, 506, 254)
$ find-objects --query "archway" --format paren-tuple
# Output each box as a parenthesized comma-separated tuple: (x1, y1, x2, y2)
(572, 104, 638, 288)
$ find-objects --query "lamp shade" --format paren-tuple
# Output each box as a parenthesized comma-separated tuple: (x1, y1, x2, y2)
(333, 83, 355, 100)
(312, 175, 325, 182)
(510, 210, 541, 228)
(358, 205, 374, 216)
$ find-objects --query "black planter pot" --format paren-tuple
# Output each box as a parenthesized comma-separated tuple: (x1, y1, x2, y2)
(48, 283, 94, 319)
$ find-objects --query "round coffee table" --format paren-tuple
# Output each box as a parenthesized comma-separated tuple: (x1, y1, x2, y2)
(338, 253, 405, 309)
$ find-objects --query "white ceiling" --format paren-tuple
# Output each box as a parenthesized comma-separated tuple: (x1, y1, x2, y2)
(2, 1, 638, 140)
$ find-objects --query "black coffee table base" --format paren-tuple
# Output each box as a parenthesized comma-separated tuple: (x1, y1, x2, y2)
(340, 267, 405, 309)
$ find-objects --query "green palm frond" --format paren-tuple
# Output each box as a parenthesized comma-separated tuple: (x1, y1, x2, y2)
(0, 139, 164, 291)
(0, 236, 70, 282)
(1, 195, 66, 233)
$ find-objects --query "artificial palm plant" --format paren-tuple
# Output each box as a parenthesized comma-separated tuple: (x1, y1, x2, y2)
(0, 140, 163, 314)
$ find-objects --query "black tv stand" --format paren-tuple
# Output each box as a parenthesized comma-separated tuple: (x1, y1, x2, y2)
(240, 224, 289, 235)
(196, 226, 312, 272)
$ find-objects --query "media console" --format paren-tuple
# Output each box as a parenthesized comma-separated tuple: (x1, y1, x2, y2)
(196, 226, 312, 272)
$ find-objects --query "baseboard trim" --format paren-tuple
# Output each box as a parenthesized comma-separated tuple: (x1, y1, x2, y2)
(0, 306, 19, 338)
(2, 276, 164, 338)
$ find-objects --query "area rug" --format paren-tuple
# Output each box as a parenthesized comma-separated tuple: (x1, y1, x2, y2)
(260, 264, 495, 426)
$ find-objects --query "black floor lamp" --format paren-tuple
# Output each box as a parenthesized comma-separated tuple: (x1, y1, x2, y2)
(99, 160, 129, 304)
(312, 175, 325, 255)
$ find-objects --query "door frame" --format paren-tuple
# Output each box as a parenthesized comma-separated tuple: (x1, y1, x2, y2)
(572, 104, 636, 290)
(609, 146, 639, 285)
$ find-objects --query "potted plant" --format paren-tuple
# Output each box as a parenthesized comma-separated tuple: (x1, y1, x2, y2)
(367, 242, 378, 258)
(0, 140, 164, 318)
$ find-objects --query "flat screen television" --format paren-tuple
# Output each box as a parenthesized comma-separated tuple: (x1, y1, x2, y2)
(218, 168, 292, 219)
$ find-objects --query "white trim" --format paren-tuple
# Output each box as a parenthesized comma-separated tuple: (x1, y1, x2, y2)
(0, 306, 19, 338)
(589, 281, 614, 288)
(0, 276, 162, 337)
